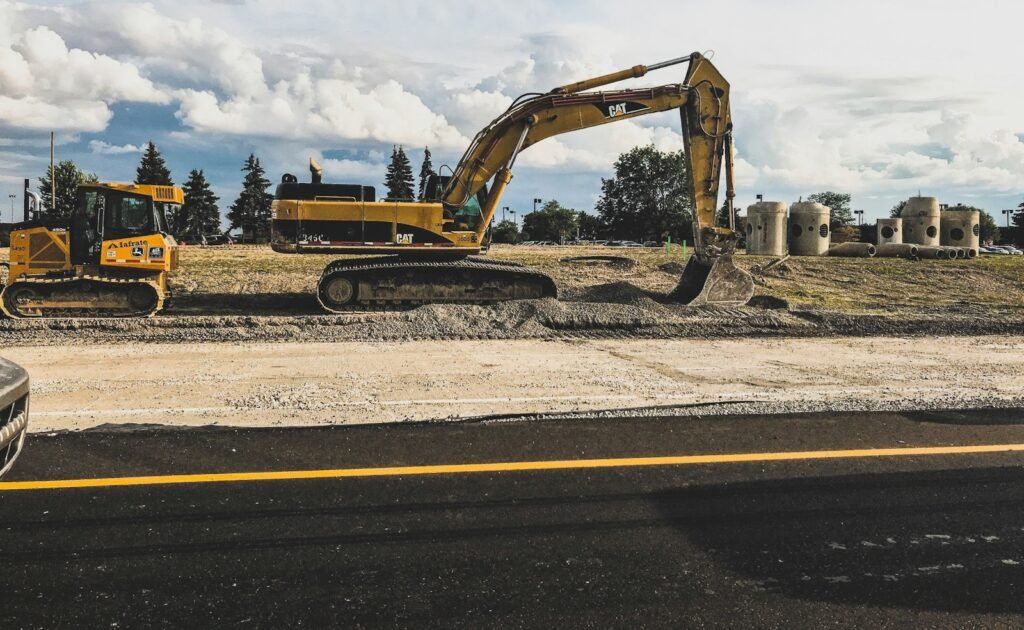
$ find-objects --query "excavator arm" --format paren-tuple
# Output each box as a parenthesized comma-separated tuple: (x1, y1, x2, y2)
(442, 52, 753, 305)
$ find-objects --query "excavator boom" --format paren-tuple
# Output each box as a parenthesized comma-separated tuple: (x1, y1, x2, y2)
(442, 51, 752, 306)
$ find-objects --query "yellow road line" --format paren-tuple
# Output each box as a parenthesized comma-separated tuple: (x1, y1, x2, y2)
(2, 443, 1023, 492)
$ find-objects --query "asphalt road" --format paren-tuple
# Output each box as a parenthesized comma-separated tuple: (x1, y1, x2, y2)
(3, 410, 1024, 628)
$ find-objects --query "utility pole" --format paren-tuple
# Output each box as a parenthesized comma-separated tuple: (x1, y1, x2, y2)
(50, 131, 55, 216)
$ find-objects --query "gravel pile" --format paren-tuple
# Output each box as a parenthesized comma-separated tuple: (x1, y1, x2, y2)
(2, 280, 1024, 346)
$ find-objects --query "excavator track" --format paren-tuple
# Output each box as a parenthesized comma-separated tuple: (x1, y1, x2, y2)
(0, 274, 165, 318)
(316, 256, 557, 313)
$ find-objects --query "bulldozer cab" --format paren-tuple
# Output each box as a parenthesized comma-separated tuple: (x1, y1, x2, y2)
(71, 186, 171, 265)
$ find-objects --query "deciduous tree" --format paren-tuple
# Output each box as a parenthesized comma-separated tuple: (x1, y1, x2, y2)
(595, 146, 692, 242)
(523, 200, 578, 242)
(491, 219, 520, 244)
(807, 191, 853, 227)
(38, 160, 96, 226)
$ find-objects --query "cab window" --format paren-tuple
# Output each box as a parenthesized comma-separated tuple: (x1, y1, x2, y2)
(453, 195, 483, 230)
(106, 193, 154, 237)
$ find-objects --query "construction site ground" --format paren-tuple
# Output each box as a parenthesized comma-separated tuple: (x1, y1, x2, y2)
(2, 244, 1024, 345)
(3, 244, 1023, 433)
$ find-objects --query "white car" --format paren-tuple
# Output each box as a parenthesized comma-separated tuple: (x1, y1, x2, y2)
(0, 358, 29, 478)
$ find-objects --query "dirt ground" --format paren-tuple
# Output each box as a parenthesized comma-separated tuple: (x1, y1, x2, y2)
(9, 335, 1024, 433)
(2, 244, 1024, 344)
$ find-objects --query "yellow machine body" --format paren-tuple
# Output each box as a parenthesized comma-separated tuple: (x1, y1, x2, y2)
(272, 52, 753, 310)
(1, 183, 181, 318)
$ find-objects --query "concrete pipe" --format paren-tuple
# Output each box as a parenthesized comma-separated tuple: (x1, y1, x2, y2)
(917, 246, 950, 260)
(901, 197, 941, 247)
(788, 202, 831, 256)
(875, 243, 918, 258)
(940, 208, 980, 253)
(828, 242, 876, 257)
(953, 247, 968, 259)
(746, 201, 788, 256)
(966, 248, 978, 259)
(876, 218, 902, 246)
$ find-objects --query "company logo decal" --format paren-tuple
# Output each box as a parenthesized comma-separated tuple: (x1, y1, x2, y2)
(594, 101, 650, 119)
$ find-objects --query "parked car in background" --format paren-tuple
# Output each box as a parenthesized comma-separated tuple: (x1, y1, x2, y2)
(203, 233, 234, 246)
(643, 241, 662, 248)
(0, 357, 29, 478)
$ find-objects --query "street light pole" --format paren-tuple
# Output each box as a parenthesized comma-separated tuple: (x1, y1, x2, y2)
(1003, 209, 1013, 228)
(854, 210, 864, 226)
(502, 206, 508, 223)
(8, 194, 15, 223)
(510, 210, 516, 228)
(533, 198, 542, 213)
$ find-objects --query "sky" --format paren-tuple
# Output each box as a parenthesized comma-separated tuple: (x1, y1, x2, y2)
(1, 0, 1023, 227)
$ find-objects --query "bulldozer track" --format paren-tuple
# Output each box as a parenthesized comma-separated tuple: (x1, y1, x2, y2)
(316, 256, 558, 313)
(0, 274, 165, 319)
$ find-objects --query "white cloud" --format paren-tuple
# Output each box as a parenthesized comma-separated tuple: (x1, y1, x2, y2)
(0, 23, 166, 132)
(89, 140, 142, 155)
(1, 0, 1023, 215)
(174, 76, 468, 147)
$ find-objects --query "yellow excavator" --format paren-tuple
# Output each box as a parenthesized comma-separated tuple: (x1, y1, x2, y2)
(0, 182, 181, 318)
(271, 51, 754, 311)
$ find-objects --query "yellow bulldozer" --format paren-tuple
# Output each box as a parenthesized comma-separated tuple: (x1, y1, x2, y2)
(271, 51, 754, 311)
(1, 182, 181, 318)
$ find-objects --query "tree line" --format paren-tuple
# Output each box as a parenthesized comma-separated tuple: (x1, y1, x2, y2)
(35, 141, 272, 243)
(26, 140, 1024, 247)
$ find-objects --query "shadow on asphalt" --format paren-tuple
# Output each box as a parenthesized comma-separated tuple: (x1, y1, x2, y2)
(903, 408, 1024, 426)
(653, 464, 1024, 614)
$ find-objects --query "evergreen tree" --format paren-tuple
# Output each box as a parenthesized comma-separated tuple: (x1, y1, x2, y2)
(135, 141, 173, 185)
(38, 160, 95, 226)
(418, 147, 435, 200)
(384, 146, 416, 200)
(595, 145, 692, 242)
(227, 154, 272, 243)
(177, 169, 220, 240)
(890, 200, 907, 218)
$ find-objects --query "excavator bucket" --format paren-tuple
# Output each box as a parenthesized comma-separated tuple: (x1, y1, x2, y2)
(669, 254, 754, 306)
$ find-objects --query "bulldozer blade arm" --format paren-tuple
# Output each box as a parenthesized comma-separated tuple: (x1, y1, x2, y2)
(669, 254, 754, 306)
